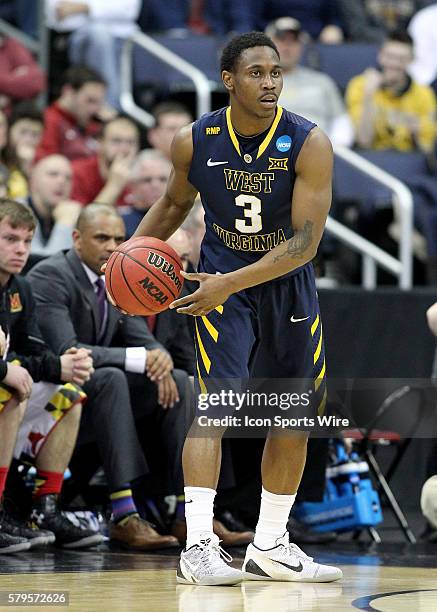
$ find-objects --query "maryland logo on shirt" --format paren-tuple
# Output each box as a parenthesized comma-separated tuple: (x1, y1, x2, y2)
(9, 292, 23, 313)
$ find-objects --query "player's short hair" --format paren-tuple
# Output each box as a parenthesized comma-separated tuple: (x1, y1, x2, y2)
(76, 203, 121, 232)
(61, 65, 106, 90)
(385, 28, 413, 47)
(0, 198, 36, 231)
(152, 101, 192, 126)
(220, 31, 279, 73)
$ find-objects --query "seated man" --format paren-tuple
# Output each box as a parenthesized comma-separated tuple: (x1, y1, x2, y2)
(71, 117, 139, 207)
(0, 198, 97, 553)
(346, 28, 437, 152)
(266, 17, 353, 146)
(148, 102, 192, 161)
(27, 204, 188, 550)
(45, 0, 141, 110)
(121, 149, 171, 238)
(36, 66, 106, 162)
(26, 155, 82, 258)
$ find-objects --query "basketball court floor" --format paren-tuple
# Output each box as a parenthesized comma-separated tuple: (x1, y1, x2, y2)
(1, 538, 437, 611)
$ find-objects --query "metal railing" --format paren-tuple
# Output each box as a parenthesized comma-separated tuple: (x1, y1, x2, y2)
(331, 146, 414, 289)
(120, 31, 212, 127)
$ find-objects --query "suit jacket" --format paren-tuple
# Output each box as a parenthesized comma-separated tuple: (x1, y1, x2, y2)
(153, 306, 195, 376)
(27, 249, 164, 368)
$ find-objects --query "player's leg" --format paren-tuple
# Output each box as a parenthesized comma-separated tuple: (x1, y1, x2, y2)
(27, 383, 104, 548)
(0, 389, 31, 553)
(178, 293, 256, 586)
(243, 265, 342, 582)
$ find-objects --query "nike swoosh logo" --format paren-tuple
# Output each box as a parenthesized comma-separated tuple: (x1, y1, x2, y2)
(207, 158, 228, 167)
(181, 558, 199, 582)
(274, 559, 304, 573)
(290, 315, 310, 323)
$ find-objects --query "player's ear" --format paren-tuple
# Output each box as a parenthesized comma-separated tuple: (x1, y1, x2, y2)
(222, 71, 234, 93)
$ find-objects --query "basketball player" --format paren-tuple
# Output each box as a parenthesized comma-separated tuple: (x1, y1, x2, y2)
(133, 32, 342, 585)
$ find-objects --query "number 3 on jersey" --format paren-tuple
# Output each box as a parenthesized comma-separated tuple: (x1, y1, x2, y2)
(235, 194, 262, 234)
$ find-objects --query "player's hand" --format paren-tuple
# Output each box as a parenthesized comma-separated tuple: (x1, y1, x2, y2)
(4, 363, 33, 401)
(146, 348, 173, 382)
(157, 373, 179, 409)
(60, 348, 94, 385)
(169, 271, 232, 316)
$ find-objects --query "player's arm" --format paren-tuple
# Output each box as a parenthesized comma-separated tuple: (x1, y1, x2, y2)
(172, 128, 332, 316)
(133, 125, 198, 241)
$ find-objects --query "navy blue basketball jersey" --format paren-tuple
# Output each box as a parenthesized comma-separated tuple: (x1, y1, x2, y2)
(188, 105, 316, 275)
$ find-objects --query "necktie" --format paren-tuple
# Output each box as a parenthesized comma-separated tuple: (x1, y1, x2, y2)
(95, 277, 107, 336)
(146, 314, 157, 333)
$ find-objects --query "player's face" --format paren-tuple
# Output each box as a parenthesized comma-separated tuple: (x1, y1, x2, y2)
(101, 122, 139, 165)
(73, 82, 106, 125)
(131, 158, 171, 211)
(32, 157, 72, 210)
(223, 46, 283, 119)
(0, 219, 33, 281)
(74, 214, 125, 275)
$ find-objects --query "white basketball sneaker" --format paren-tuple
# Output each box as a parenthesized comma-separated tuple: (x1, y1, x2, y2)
(177, 533, 244, 586)
(242, 533, 343, 583)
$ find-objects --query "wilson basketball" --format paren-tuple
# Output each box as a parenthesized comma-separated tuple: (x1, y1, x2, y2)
(105, 236, 184, 315)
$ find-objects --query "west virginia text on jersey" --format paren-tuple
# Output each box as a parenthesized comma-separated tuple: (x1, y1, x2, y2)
(188, 106, 316, 274)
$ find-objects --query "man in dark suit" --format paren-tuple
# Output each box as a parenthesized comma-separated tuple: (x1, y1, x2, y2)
(27, 203, 191, 550)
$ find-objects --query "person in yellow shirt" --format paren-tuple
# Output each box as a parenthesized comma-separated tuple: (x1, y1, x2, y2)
(346, 29, 437, 152)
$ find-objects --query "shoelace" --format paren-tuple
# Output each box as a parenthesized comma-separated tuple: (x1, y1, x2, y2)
(279, 542, 314, 563)
(198, 538, 233, 573)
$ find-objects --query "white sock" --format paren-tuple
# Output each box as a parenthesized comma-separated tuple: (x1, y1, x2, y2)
(253, 487, 296, 550)
(184, 486, 216, 549)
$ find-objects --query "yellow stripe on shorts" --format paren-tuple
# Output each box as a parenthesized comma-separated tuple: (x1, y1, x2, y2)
(195, 319, 211, 374)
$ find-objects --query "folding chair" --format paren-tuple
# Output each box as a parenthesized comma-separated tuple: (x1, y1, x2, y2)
(344, 383, 431, 543)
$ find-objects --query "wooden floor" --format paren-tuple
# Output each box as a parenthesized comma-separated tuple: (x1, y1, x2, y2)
(1, 545, 437, 611)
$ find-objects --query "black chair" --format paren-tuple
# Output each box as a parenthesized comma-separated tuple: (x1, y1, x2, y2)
(344, 382, 434, 543)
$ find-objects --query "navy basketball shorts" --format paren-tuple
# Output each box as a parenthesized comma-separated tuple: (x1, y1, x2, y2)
(193, 263, 327, 422)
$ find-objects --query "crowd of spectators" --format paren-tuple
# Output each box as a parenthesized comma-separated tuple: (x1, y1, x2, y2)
(2, 0, 437, 553)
